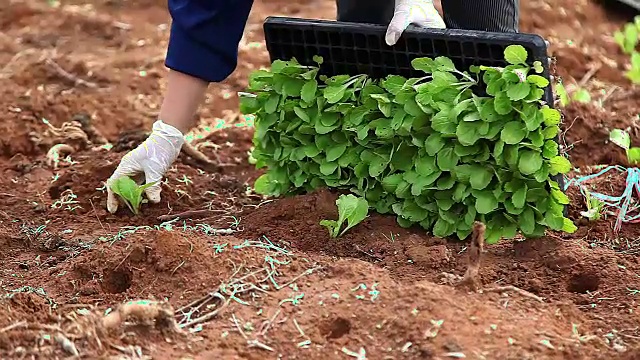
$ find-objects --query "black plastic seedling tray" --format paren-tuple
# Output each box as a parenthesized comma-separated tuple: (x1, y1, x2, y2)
(262, 16, 565, 190)
(264, 17, 553, 104)
(610, 0, 640, 11)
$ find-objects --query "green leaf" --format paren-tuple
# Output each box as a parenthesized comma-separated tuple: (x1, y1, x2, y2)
(109, 176, 157, 215)
(545, 211, 565, 231)
(301, 79, 318, 103)
(320, 219, 339, 238)
(555, 81, 569, 107)
(320, 162, 338, 176)
(512, 186, 527, 209)
(506, 82, 531, 101)
(494, 92, 512, 115)
(504, 45, 528, 65)
(436, 147, 459, 171)
(548, 156, 572, 175)
(519, 207, 536, 234)
(336, 194, 369, 236)
(527, 74, 549, 88)
(628, 147, 640, 165)
(424, 133, 445, 156)
(264, 94, 280, 113)
(610, 128, 631, 150)
(541, 106, 561, 126)
(518, 150, 543, 175)
(324, 85, 347, 103)
(500, 121, 528, 144)
(326, 143, 348, 162)
(562, 218, 577, 233)
(475, 190, 498, 214)
(542, 140, 559, 158)
(456, 121, 482, 146)
(572, 88, 591, 103)
(415, 155, 438, 176)
(469, 166, 493, 190)
(369, 156, 388, 177)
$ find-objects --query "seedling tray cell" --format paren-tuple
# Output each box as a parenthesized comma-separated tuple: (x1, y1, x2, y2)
(263, 16, 565, 191)
(264, 16, 552, 104)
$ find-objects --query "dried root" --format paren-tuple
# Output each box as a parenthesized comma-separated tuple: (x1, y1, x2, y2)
(101, 299, 182, 334)
(46, 143, 75, 169)
(31, 113, 109, 169)
(456, 221, 485, 291)
(452, 221, 545, 303)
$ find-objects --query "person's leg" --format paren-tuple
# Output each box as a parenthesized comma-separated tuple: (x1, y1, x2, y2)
(335, 0, 394, 25)
(441, 0, 519, 32)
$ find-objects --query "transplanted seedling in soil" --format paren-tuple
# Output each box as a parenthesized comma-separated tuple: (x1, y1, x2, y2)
(580, 189, 605, 221)
(109, 175, 157, 215)
(320, 194, 369, 238)
(609, 128, 640, 165)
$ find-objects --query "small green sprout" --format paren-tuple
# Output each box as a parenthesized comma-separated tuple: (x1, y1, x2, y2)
(609, 128, 640, 165)
(109, 176, 157, 215)
(320, 194, 369, 238)
(580, 190, 605, 221)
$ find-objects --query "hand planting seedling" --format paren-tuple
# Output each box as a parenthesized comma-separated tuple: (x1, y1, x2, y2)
(109, 175, 157, 215)
(320, 194, 369, 238)
(609, 128, 640, 165)
(242, 44, 576, 243)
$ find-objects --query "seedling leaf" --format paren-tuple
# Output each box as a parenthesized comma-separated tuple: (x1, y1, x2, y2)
(109, 175, 157, 215)
(320, 194, 369, 238)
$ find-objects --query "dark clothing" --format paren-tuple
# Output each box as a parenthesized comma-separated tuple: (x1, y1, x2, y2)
(165, 0, 519, 82)
(336, 0, 519, 32)
(166, 0, 254, 82)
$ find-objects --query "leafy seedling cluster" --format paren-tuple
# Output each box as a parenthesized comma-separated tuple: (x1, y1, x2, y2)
(109, 176, 157, 215)
(320, 194, 369, 238)
(610, 128, 640, 165)
(241, 45, 576, 243)
(614, 16, 640, 84)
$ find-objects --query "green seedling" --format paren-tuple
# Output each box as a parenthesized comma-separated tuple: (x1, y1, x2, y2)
(109, 175, 157, 215)
(614, 16, 640, 84)
(609, 128, 640, 165)
(243, 45, 576, 243)
(554, 81, 591, 107)
(580, 189, 605, 221)
(320, 194, 369, 238)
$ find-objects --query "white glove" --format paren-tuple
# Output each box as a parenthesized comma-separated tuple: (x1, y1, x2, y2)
(385, 0, 446, 46)
(106, 120, 184, 214)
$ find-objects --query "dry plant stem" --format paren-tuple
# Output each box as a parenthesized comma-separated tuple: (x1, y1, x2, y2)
(45, 58, 98, 88)
(180, 145, 234, 173)
(0, 320, 28, 333)
(457, 221, 485, 291)
(577, 64, 601, 87)
(157, 209, 219, 221)
(482, 285, 545, 303)
(182, 141, 220, 165)
(454, 222, 545, 303)
(180, 292, 229, 328)
(54, 332, 79, 356)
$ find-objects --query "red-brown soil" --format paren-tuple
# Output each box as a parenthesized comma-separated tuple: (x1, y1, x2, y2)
(1, 0, 640, 359)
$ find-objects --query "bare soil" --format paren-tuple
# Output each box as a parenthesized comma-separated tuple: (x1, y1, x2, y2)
(1, 0, 640, 359)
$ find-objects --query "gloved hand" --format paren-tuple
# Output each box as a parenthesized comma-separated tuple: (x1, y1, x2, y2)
(385, 0, 446, 46)
(106, 120, 185, 214)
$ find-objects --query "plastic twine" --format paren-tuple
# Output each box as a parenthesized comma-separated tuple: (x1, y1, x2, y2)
(564, 165, 640, 233)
